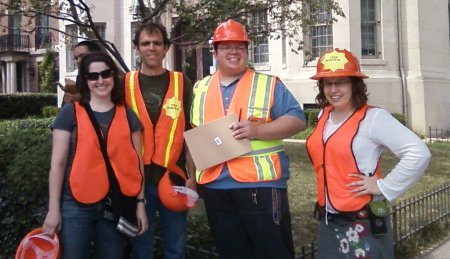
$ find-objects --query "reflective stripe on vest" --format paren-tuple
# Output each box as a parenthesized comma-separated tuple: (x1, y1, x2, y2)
(125, 71, 185, 167)
(70, 103, 143, 204)
(191, 69, 283, 184)
(305, 104, 382, 212)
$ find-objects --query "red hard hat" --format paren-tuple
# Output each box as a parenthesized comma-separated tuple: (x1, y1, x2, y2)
(310, 48, 368, 80)
(158, 165, 199, 212)
(212, 19, 250, 44)
(15, 228, 60, 259)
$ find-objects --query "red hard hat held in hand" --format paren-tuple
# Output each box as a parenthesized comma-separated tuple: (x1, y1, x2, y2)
(15, 228, 60, 259)
(310, 48, 369, 80)
(158, 165, 199, 212)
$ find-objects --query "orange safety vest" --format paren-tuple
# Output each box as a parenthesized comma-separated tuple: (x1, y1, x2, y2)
(306, 104, 382, 212)
(125, 71, 185, 167)
(70, 102, 143, 204)
(192, 69, 283, 184)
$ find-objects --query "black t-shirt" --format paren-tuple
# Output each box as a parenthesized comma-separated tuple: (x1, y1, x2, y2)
(136, 70, 193, 182)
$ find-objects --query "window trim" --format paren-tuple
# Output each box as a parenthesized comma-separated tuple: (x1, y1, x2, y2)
(305, 4, 333, 61)
(361, 0, 382, 59)
(248, 10, 270, 65)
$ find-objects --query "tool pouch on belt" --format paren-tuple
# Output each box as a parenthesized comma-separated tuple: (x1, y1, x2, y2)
(368, 200, 389, 235)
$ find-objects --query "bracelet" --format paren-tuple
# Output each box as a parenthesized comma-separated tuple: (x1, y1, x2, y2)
(136, 198, 146, 205)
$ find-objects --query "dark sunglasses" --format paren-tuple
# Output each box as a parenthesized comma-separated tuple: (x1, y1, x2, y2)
(86, 69, 113, 81)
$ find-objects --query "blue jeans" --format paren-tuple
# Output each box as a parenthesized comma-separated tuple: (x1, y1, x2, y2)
(132, 183, 187, 259)
(200, 187, 295, 259)
(59, 194, 125, 259)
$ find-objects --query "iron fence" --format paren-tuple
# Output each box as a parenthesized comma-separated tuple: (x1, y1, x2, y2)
(428, 127, 450, 143)
(0, 34, 30, 52)
(392, 182, 450, 247)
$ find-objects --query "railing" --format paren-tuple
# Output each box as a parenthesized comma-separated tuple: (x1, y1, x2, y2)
(177, 182, 450, 258)
(392, 183, 450, 247)
(429, 127, 450, 143)
(0, 34, 30, 52)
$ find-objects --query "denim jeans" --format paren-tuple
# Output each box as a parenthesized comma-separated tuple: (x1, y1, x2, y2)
(131, 183, 187, 259)
(59, 194, 125, 259)
(200, 187, 295, 259)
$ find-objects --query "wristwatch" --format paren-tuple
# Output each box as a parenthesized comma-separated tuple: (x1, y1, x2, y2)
(136, 198, 146, 205)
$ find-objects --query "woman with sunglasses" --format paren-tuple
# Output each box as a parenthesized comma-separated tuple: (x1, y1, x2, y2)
(43, 52, 148, 259)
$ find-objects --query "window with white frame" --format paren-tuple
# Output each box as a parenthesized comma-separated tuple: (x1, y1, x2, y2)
(94, 23, 106, 39)
(249, 10, 269, 64)
(66, 24, 77, 72)
(309, 4, 333, 59)
(361, 0, 381, 58)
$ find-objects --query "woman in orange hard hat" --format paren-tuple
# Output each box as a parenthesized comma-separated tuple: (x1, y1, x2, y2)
(306, 48, 431, 258)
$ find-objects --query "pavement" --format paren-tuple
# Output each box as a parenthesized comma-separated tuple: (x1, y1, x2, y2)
(416, 233, 450, 259)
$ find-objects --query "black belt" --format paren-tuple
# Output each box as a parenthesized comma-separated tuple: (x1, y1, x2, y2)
(314, 203, 369, 221)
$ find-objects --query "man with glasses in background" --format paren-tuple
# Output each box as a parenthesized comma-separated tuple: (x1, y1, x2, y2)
(190, 19, 307, 259)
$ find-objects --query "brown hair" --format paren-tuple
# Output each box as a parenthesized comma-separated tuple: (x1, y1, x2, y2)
(133, 22, 170, 47)
(77, 52, 124, 105)
(315, 77, 368, 109)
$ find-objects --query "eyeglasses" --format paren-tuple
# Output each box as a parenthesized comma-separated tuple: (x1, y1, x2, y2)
(86, 69, 113, 81)
(217, 46, 247, 53)
(323, 80, 351, 88)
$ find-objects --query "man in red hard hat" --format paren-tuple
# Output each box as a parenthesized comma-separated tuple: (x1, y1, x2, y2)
(190, 19, 307, 258)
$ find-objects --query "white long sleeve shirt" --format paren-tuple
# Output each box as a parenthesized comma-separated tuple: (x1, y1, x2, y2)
(322, 107, 431, 205)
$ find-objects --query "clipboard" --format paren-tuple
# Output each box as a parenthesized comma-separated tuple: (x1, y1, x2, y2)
(184, 113, 252, 170)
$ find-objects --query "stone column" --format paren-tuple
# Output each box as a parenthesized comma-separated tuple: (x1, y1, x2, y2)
(1, 63, 6, 93)
(6, 61, 17, 93)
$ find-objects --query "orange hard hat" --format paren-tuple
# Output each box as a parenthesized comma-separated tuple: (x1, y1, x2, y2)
(158, 165, 199, 212)
(310, 48, 368, 80)
(15, 228, 60, 259)
(212, 19, 250, 44)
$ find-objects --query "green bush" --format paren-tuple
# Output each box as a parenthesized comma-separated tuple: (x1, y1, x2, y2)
(305, 109, 320, 128)
(391, 112, 406, 125)
(0, 93, 57, 119)
(39, 48, 57, 93)
(42, 106, 60, 118)
(0, 118, 54, 137)
(0, 125, 52, 258)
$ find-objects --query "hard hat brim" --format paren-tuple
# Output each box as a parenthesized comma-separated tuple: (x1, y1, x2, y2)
(310, 71, 369, 80)
(15, 228, 60, 259)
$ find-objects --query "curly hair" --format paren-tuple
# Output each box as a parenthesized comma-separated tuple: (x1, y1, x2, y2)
(77, 52, 124, 105)
(315, 77, 369, 109)
(133, 22, 170, 48)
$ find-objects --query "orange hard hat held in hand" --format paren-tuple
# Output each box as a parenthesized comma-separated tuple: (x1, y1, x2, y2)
(15, 228, 60, 259)
(158, 165, 199, 212)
